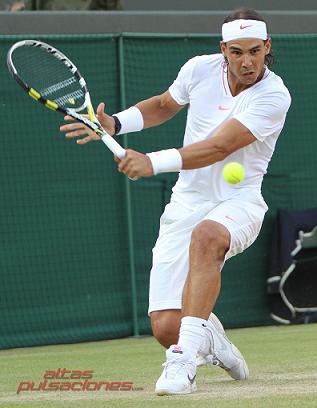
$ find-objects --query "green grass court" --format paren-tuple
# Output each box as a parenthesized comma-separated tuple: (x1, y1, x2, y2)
(0, 323, 316, 407)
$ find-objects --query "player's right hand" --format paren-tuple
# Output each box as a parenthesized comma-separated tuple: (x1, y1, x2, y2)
(59, 102, 116, 144)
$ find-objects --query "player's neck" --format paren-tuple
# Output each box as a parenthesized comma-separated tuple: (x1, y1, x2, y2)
(227, 67, 266, 96)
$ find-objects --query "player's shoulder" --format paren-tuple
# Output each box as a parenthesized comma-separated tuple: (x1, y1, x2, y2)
(181, 54, 223, 80)
(257, 69, 290, 95)
(181, 53, 223, 70)
(184, 53, 223, 67)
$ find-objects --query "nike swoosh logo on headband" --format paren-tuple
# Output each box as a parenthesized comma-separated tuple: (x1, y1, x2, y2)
(240, 24, 253, 29)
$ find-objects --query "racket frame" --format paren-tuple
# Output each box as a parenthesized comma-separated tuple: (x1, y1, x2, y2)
(7, 39, 126, 159)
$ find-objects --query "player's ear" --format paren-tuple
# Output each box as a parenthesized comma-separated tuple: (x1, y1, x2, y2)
(264, 38, 272, 55)
(220, 41, 226, 56)
(220, 41, 229, 62)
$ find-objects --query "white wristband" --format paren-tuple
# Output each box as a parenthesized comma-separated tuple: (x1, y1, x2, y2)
(147, 149, 182, 175)
(113, 106, 144, 135)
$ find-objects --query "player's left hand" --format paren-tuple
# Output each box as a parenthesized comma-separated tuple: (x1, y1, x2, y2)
(60, 103, 116, 144)
(115, 149, 154, 179)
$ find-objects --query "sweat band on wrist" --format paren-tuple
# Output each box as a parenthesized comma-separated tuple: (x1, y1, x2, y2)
(112, 106, 144, 135)
(112, 115, 122, 135)
(146, 148, 182, 175)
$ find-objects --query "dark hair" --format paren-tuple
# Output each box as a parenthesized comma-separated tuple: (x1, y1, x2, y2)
(223, 8, 274, 66)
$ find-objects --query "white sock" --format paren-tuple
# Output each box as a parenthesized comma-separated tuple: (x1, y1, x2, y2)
(199, 331, 212, 355)
(177, 316, 207, 358)
(198, 318, 220, 355)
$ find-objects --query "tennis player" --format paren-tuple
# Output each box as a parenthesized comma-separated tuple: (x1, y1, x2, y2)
(61, 8, 291, 395)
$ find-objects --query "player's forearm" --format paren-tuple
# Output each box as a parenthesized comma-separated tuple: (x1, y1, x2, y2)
(136, 97, 171, 128)
(179, 139, 229, 169)
(113, 91, 182, 135)
(146, 119, 256, 176)
(136, 94, 181, 128)
(146, 137, 230, 176)
(180, 119, 256, 169)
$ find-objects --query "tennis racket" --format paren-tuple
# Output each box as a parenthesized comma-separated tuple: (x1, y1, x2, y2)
(7, 39, 126, 159)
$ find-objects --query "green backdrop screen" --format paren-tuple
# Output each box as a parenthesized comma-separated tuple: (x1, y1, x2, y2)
(0, 34, 316, 348)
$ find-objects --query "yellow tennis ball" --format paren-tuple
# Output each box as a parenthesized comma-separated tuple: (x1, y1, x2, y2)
(222, 162, 245, 184)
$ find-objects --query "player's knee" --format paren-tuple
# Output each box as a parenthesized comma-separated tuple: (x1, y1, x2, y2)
(191, 220, 230, 261)
(151, 311, 180, 348)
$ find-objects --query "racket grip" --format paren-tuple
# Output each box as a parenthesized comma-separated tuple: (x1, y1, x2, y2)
(101, 133, 138, 181)
(101, 133, 126, 159)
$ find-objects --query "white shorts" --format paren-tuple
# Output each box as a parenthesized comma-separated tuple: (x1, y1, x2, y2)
(148, 190, 268, 314)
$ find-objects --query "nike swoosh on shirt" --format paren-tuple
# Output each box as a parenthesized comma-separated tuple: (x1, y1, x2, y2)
(240, 24, 252, 29)
(225, 215, 240, 225)
(218, 105, 230, 111)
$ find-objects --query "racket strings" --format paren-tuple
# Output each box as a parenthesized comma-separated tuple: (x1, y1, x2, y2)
(11, 45, 85, 109)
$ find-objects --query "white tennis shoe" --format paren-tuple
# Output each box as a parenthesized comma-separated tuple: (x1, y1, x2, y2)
(155, 345, 197, 395)
(197, 313, 249, 380)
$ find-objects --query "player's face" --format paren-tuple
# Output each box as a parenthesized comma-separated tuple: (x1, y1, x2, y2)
(221, 38, 271, 90)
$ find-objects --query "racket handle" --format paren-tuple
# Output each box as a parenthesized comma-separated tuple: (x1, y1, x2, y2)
(101, 133, 126, 159)
(101, 133, 138, 181)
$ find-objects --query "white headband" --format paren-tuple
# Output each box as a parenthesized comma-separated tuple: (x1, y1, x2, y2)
(222, 19, 267, 42)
